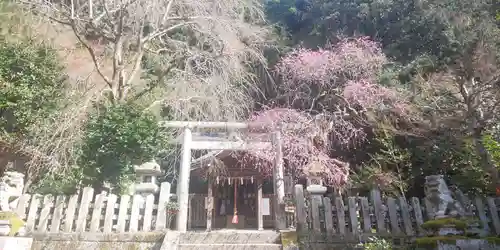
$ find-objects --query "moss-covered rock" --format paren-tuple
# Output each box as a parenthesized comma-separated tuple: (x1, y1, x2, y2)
(414, 236, 469, 248)
(421, 218, 469, 232)
(484, 236, 500, 245)
(281, 230, 298, 248)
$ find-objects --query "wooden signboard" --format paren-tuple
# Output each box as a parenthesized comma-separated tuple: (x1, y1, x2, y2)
(285, 206, 295, 213)
(262, 198, 271, 216)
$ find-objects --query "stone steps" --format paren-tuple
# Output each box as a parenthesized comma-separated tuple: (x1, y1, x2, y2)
(161, 230, 283, 250)
(178, 230, 281, 244)
(178, 243, 282, 250)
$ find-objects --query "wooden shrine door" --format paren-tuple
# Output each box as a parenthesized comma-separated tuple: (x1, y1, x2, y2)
(207, 178, 262, 230)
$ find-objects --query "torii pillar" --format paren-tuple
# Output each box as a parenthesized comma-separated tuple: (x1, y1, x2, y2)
(176, 127, 192, 232)
(272, 131, 286, 230)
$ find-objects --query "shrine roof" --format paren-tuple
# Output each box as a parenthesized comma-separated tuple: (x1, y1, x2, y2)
(190, 150, 227, 170)
(190, 150, 271, 178)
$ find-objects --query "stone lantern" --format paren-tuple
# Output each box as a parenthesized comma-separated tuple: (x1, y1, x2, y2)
(134, 160, 162, 195)
(304, 161, 325, 186)
(304, 161, 327, 197)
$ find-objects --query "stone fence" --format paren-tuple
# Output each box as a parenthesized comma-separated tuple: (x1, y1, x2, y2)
(12, 182, 175, 234)
(293, 182, 500, 248)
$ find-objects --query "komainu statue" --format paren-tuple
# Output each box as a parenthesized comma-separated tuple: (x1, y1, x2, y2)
(0, 171, 24, 212)
(424, 175, 465, 219)
(0, 171, 26, 236)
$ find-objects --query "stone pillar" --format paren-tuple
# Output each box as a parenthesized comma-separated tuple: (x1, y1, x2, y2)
(307, 184, 326, 233)
(176, 127, 192, 232)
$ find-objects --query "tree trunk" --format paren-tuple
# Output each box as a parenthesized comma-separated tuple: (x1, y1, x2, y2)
(473, 132, 499, 188)
(0, 157, 8, 178)
(91, 180, 105, 194)
(462, 77, 499, 188)
(23, 179, 32, 194)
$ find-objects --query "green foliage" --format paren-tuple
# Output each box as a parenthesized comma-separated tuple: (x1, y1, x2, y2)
(356, 237, 393, 250)
(0, 3, 174, 194)
(0, 3, 64, 135)
(165, 200, 179, 228)
(165, 200, 179, 212)
(265, 0, 450, 62)
(0, 1, 32, 39)
(0, 39, 65, 135)
(280, 230, 298, 248)
(352, 131, 411, 196)
(483, 134, 500, 168)
(266, 0, 500, 71)
(16, 99, 174, 195)
(29, 166, 85, 195)
(352, 130, 492, 197)
(409, 136, 492, 196)
(76, 103, 170, 193)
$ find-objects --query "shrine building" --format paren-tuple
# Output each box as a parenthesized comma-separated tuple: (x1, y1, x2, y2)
(187, 150, 296, 231)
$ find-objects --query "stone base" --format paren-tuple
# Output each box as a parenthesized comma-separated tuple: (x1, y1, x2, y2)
(0, 236, 33, 250)
(32, 232, 164, 250)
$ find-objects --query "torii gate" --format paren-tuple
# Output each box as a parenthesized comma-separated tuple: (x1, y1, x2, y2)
(159, 121, 286, 232)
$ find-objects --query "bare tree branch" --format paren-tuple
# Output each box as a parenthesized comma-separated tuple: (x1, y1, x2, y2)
(69, 20, 114, 91)
(22, 0, 270, 110)
(14, 0, 271, 174)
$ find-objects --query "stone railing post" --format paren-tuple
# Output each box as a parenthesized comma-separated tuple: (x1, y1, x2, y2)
(306, 184, 326, 232)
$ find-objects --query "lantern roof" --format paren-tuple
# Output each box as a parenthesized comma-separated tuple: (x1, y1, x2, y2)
(304, 160, 325, 176)
(134, 160, 162, 175)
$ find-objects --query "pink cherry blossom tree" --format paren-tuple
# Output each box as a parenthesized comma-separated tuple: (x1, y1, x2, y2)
(237, 108, 349, 187)
(275, 37, 386, 86)
(240, 37, 412, 187)
(274, 36, 408, 115)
